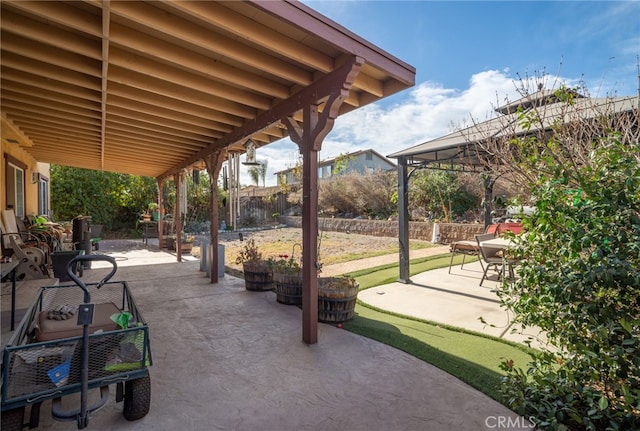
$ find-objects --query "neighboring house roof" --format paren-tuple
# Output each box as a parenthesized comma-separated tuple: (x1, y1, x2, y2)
(0, 1, 415, 179)
(387, 92, 638, 169)
(274, 148, 396, 176)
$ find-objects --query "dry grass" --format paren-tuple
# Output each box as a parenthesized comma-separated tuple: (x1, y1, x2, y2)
(211, 227, 434, 272)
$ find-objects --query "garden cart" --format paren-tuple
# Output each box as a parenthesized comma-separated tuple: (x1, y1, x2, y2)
(1, 255, 152, 430)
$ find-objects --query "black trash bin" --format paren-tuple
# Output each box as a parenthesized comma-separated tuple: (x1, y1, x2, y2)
(51, 250, 84, 282)
(72, 216, 92, 268)
(72, 216, 91, 244)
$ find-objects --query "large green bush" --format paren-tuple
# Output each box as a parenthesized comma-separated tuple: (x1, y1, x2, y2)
(50, 166, 156, 230)
(51, 166, 223, 235)
(408, 170, 480, 222)
(493, 90, 640, 430)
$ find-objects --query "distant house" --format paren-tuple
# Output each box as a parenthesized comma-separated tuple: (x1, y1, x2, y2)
(276, 149, 396, 185)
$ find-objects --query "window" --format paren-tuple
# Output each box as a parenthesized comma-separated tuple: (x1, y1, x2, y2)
(319, 166, 330, 178)
(38, 175, 49, 216)
(5, 155, 26, 218)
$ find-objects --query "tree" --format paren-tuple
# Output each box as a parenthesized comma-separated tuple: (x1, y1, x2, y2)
(408, 170, 480, 222)
(50, 166, 156, 230)
(278, 157, 302, 195)
(248, 159, 268, 187)
(478, 84, 640, 430)
(159, 171, 226, 233)
(332, 152, 355, 175)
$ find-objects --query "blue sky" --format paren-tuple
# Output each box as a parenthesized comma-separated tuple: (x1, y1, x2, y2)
(243, 1, 640, 186)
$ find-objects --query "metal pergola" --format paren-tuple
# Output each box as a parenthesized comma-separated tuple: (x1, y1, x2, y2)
(388, 92, 639, 283)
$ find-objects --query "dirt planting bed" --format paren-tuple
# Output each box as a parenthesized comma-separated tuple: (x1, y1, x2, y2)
(214, 226, 433, 272)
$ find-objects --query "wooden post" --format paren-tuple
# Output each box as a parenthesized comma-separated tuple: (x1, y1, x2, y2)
(300, 105, 320, 345)
(205, 150, 226, 283)
(283, 56, 363, 344)
(174, 172, 182, 262)
(157, 179, 165, 248)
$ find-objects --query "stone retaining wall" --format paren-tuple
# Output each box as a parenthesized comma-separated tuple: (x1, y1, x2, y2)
(279, 216, 484, 244)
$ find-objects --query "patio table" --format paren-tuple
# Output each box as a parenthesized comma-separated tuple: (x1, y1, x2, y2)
(478, 237, 513, 253)
(138, 220, 175, 245)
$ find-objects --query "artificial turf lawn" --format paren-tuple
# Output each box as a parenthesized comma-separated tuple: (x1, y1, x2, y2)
(341, 253, 535, 403)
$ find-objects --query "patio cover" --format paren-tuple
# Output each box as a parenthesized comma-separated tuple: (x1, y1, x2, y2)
(1, 1, 414, 176)
(0, 0, 416, 344)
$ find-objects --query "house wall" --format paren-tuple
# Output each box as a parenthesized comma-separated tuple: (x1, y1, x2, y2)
(278, 170, 298, 185)
(342, 152, 395, 175)
(1, 141, 50, 220)
(277, 150, 395, 185)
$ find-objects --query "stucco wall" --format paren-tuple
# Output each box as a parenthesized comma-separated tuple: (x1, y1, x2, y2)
(280, 216, 484, 244)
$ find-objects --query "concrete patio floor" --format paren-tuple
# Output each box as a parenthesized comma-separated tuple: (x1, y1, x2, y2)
(1, 240, 534, 430)
(360, 262, 547, 348)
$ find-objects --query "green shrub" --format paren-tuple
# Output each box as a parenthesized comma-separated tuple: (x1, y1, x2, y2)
(494, 92, 640, 430)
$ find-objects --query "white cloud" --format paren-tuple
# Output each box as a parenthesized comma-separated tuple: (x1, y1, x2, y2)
(235, 69, 568, 186)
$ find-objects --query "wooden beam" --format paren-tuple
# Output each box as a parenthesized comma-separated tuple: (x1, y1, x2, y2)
(252, 1, 415, 86)
(110, 1, 313, 86)
(1, 8, 101, 60)
(109, 47, 274, 110)
(109, 21, 290, 100)
(160, 56, 365, 181)
(101, 0, 110, 170)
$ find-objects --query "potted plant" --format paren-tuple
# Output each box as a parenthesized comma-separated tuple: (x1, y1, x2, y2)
(268, 245, 302, 305)
(141, 208, 152, 221)
(148, 202, 160, 221)
(317, 276, 359, 323)
(167, 234, 195, 252)
(181, 234, 195, 254)
(235, 238, 273, 291)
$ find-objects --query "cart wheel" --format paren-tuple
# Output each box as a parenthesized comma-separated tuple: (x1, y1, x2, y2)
(1, 407, 25, 431)
(123, 374, 151, 421)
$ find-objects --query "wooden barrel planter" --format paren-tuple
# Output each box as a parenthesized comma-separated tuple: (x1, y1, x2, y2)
(318, 277, 359, 323)
(242, 261, 274, 292)
(273, 272, 302, 305)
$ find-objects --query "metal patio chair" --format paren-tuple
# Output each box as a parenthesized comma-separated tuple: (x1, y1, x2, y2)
(476, 233, 517, 287)
(448, 240, 484, 274)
